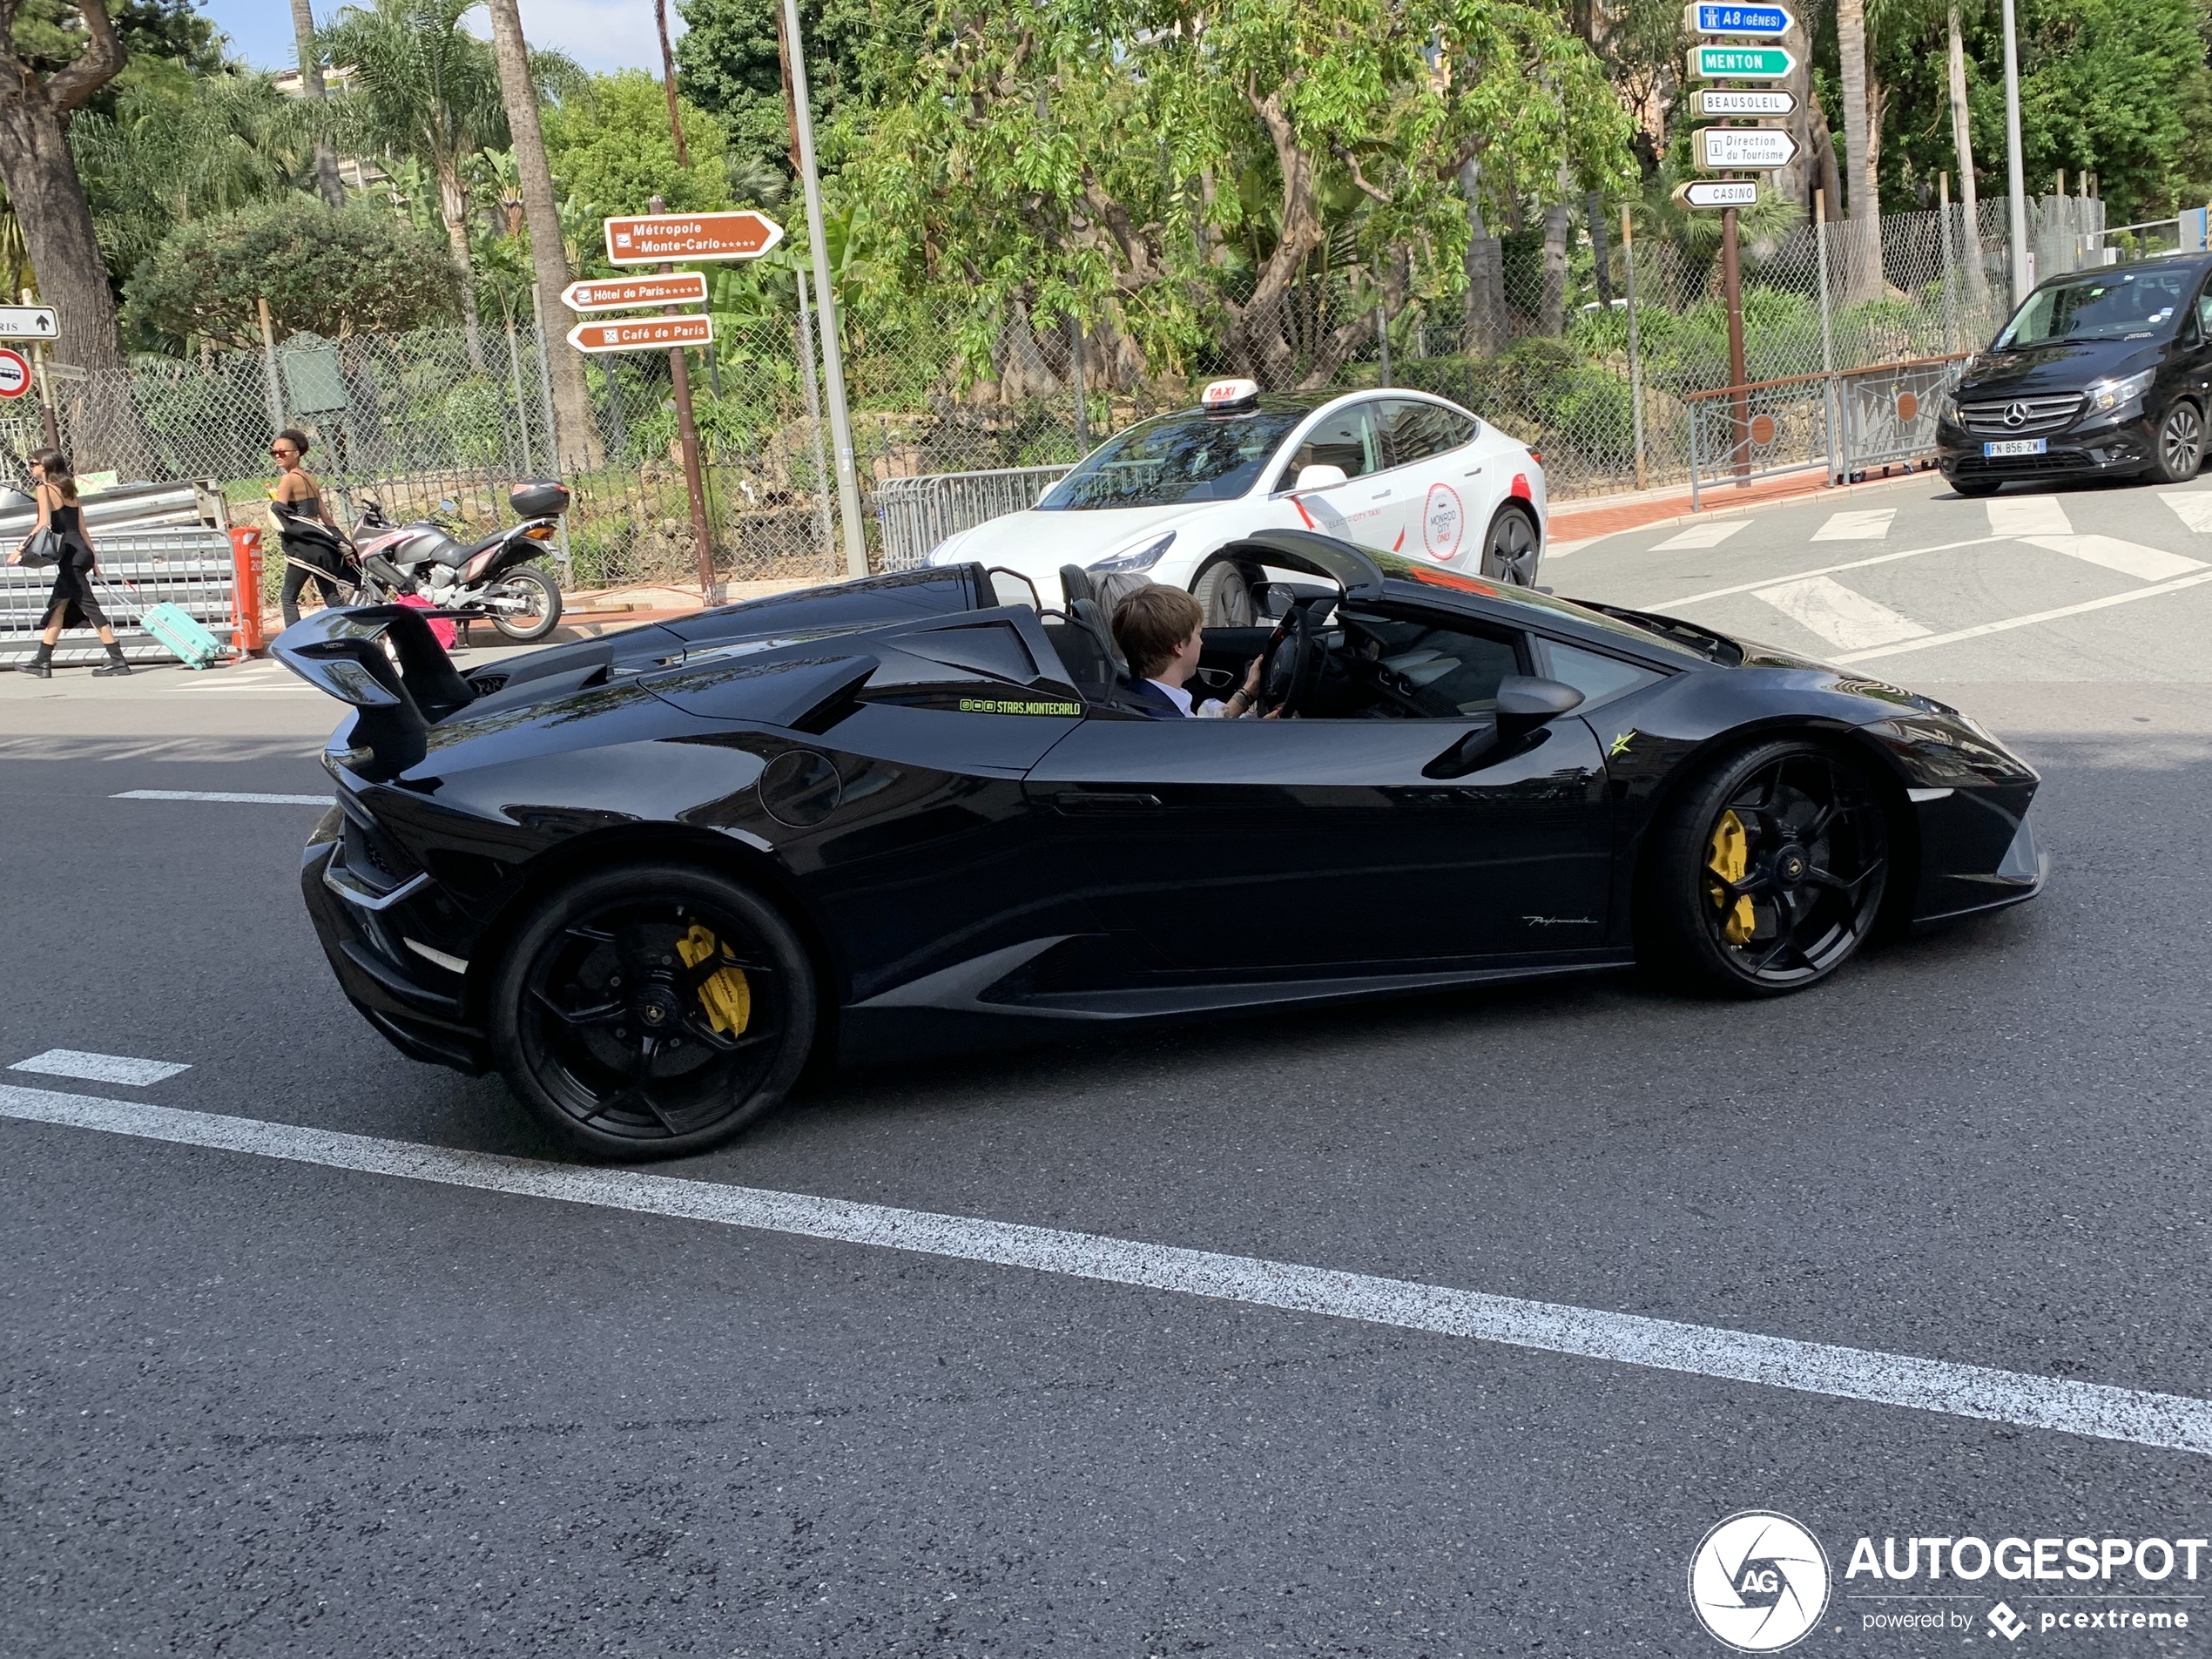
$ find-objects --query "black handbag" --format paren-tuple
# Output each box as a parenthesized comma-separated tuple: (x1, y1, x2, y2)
(17, 525, 61, 568)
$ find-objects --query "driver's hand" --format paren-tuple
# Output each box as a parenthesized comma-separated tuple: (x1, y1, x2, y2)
(1240, 656, 1263, 697)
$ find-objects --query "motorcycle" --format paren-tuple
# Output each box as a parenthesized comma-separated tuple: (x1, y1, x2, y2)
(347, 480, 570, 643)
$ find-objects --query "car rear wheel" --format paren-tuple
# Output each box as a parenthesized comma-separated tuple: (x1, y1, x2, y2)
(2148, 401, 2205, 484)
(489, 863, 817, 1158)
(1192, 559, 1258, 626)
(1479, 505, 1541, 585)
(1639, 739, 1889, 996)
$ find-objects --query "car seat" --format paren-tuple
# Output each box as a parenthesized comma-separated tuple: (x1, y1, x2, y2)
(1044, 563, 1144, 711)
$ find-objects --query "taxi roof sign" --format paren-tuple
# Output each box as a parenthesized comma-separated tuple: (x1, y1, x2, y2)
(1201, 377, 1260, 412)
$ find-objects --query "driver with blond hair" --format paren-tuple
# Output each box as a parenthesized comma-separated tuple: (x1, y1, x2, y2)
(1109, 584, 1261, 718)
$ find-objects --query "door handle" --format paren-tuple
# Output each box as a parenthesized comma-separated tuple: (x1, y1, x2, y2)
(1371, 489, 1392, 501)
(1055, 791, 1163, 814)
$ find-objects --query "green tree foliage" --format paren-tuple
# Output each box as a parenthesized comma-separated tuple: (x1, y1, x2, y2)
(837, 0, 1632, 391)
(123, 194, 460, 348)
(73, 73, 314, 286)
(543, 70, 733, 221)
(674, 0, 894, 179)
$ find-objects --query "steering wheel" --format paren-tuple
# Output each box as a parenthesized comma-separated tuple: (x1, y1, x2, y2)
(1257, 602, 1324, 717)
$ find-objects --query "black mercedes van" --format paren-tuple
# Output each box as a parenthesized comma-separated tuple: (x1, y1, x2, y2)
(1935, 253, 2212, 496)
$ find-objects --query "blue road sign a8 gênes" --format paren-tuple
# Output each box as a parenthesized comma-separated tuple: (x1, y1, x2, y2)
(1685, 3, 1793, 34)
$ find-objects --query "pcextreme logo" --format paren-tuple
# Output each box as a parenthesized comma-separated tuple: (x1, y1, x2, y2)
(1689, 1511, 1833, 1652)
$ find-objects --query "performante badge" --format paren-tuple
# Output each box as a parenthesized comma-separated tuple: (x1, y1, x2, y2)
(1688, 1512, 1831, 1652)
(1609, 730, 1637, 757)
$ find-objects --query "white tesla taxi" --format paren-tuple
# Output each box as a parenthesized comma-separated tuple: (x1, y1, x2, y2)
(925, 378, 1548, 622)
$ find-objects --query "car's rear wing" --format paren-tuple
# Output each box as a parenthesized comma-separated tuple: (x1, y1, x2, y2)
(269, 604, 478, 780)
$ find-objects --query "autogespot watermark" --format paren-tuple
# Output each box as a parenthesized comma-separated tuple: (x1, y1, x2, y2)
(1690, 1518, 2207, 1648)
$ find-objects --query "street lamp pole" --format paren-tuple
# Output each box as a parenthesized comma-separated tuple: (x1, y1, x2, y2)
(781, 0, 869, 578)
(2000, 0, 2029, 302)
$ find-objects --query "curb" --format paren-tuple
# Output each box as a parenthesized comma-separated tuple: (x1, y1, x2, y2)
(1547, 464, 1946, 554)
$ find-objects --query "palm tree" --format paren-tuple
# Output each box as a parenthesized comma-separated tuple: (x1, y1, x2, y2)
(322, 0, 510, 368)
(1837, 0, 1884, 299)
(288, 0, 345, 206)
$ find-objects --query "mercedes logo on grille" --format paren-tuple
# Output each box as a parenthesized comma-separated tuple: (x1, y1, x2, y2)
(2003, 401, 2030, 427)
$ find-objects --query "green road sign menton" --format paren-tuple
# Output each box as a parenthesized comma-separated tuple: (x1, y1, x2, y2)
(1686, 44, 1796, 78)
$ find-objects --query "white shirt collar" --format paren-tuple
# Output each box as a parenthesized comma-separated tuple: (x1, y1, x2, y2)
(1147, 678, 1195, 716)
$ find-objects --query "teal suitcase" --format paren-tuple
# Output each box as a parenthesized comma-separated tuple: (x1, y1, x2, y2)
(98, 579, 231, 669)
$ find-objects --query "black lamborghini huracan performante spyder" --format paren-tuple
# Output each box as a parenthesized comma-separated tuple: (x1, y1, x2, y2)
(274, 530, 2044, 1157)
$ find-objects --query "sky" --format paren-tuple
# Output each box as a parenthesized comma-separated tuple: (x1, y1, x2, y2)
(198, 0, 673, 77)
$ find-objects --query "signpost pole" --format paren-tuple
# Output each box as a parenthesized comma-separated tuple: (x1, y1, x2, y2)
(1721, 205, 1750, 482)
(1621, 205, 1647, 491)
(784, 0, 869, 579)
(647, 195, 718, 600)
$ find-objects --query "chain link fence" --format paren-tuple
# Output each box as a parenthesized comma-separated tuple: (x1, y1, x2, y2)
(26, 192, 2131, 589)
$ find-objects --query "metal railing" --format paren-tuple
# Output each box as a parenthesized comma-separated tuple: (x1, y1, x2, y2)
(874, 462, 1074, 572)
(0, 525, 239, 666)
(1689, 354, 1966, 507)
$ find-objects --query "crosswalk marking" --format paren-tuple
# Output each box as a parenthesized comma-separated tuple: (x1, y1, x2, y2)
(112, 790, 335, 806)
(1810, 509, 1895, 542)
(9, 1049, 190, 1086)
(2019, 534, 2207, 583)
(2159, 491, 2212, 533)
(1987, 496, 2074, 536)
(1651, 519, 1749, 550)
(1836, 568, 2212, 664)
(1751, 575, 1931, 650)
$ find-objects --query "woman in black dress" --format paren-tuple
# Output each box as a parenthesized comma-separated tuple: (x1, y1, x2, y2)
(6, 448, 129, 678)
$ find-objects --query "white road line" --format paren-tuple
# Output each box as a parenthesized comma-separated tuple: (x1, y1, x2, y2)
(1656, 537, 2007, 610)
(1987, 496, 2074, 536)
(1651, 520, 1750, 550)
(3, 1082, 2207, 1457)
(2019, 534, 2206, 583)
(112, 790, 334, 806)
(1835, 568, 2212, 664)
(1811, 509, 1895, 542)
(1752, 576, 1932, 651)
(2159, 491, 2212, 533)
(10, 1050, 190, 1086)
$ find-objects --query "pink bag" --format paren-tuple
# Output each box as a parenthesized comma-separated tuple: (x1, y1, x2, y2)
(395, 591, 458, 650)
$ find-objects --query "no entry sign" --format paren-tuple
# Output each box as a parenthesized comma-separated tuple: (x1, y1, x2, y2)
(563, 273, 711, 312)
(0, 347, 32, 399)
(567, 315, 715, 354)
(603, 211, 785, 266)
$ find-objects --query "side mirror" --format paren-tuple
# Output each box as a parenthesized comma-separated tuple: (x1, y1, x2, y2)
(1294, 463, 1348, 490)
(1494, 674, 1584, 746)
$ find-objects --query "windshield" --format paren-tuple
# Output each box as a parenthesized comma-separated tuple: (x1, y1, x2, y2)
(1037, 408, 1305, 510)
(1994, 266, 2197, 347)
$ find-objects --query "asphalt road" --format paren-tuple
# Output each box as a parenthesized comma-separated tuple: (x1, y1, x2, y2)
(5, 472, 2211, 1657)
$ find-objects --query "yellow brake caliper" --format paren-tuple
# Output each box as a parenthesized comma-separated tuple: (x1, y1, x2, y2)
(1706, 810, 1757, 946)
(677, 921, 752, 1036)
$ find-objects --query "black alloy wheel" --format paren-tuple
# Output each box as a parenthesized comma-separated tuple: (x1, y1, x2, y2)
(2148, 401, 2206, 485)
(489, 563, 563, 641)
(1480, 505, 1541, 586)
(489, 864, 816, 1157)
(1641, 739, 1890, 995)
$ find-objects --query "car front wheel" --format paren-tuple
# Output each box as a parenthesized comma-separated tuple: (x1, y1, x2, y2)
(489, 862, 817, 1157)
(1639, 739, 1890, 996)
(2148, 401, 2205, 484)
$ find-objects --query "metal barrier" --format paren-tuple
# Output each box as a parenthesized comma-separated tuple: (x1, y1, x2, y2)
(1689, 354, 1966, 508)
(0, 526, 239, 667)
(1835, 356, 1966, 481)
(1687, 373, 1838, 509)
(873, 462, 1073, 572)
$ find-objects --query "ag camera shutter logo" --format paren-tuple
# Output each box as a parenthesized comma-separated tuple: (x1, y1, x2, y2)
(1689, 1511, 1831, 1651)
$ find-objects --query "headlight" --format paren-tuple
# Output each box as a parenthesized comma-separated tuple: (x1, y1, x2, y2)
(1089, 531, 1176, 574)
(2083, 368, 2155, 417)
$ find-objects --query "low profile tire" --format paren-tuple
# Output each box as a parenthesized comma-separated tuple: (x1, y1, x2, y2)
(2147, 401, 2206, 485)
(1950, 476, 2001, 498)
(489, 563, 562, 641)
(1639, 739, 1890, 997)
(489, 862, 817, 1158)
(1191, 558, 1257, 626)
(1479, 504, 1541, 585)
